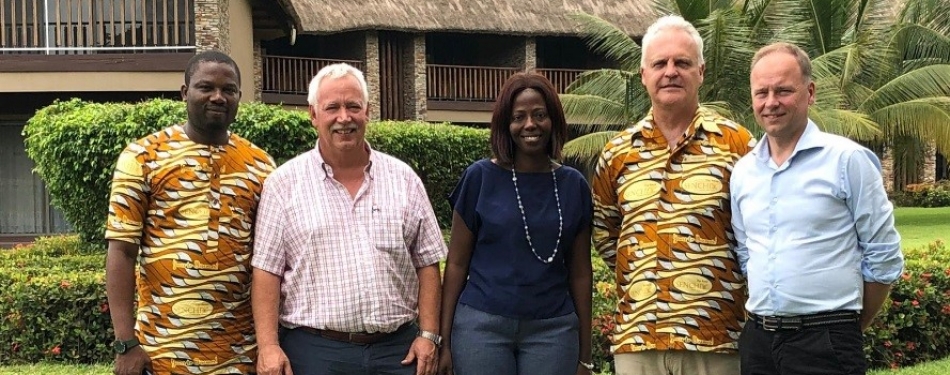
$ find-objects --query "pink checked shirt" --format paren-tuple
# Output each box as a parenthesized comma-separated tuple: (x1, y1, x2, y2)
(251, 144, 447, 333)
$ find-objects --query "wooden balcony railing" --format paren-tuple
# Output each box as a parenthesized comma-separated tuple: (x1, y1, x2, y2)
(427, 64, 522, 102)
(535, 68, 591, 94)
(0, 0, 194, 54)
(262, 55, 365, 95)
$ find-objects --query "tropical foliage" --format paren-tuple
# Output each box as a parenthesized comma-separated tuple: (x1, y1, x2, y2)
(561, 0, 950, 181)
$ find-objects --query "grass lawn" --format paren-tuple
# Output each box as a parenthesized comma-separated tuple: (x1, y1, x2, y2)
(894, 206, 950, 250)
(4, 359, 950, 375)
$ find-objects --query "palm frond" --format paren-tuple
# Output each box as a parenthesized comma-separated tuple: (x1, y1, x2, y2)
(899, 0, 950, 35)
(808, 107, 882, 140)
(571, 12, 642, 72)
(859, 64, 950, 113)
(697, 8, 757, 111)
(888, 24, 950, 70)
(563, 131, 621, 179)
(565, 69, 640, 103)
(559, 94, 635, 127)
(869, 97, 950, 155)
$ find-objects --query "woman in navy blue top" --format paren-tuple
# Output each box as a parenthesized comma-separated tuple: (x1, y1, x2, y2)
(438, 73, 593, 375)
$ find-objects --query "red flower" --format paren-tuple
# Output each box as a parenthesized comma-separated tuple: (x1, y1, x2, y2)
(901, 272, 911, 281)
(100, 302, 110, 314)
(920, 272, 932, 281)
(884, 340, 893, 348)
(906, 342, 917, 350)
(912, 300, 920, 307)
(941, 304, 950, 315)
(49, 345, 61, 355)
(945, 268, 950, 276)
(916, 289, 925, 298)
(11, 343, 19, 353)
(59, 280, 71, 288)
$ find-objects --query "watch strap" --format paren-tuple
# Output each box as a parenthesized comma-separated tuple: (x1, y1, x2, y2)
(416, 330, 442, 347)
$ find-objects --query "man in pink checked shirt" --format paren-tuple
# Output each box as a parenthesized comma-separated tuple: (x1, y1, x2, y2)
(251, 63, 447, 375)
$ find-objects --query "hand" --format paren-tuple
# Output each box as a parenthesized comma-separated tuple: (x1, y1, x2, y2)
(576, 363, 593, 375)
(257, 344, 294, 375)
(401, 336, 438, 375)
(436, 346, 453, 375)
(113, 346, 151, 375)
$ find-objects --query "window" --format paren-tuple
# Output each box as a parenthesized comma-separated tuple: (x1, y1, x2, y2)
(0, 121, 71, 235)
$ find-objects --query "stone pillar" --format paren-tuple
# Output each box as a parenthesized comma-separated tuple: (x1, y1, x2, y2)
(365, 31, 381, 121)
(881, 147, 895, 192)
(922, 140, 937, 183)
(412, 34, 427, 120)
(252, 41, 263, 102)
(194, 0, 230, 53)
(524, 37, 537, 71)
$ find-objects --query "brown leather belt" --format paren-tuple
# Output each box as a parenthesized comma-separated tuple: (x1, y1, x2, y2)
(297, 323, 409, 345)
(750, 311, 859, 331)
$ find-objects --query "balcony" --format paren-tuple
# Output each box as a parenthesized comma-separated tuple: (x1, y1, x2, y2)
(0, 0, 194, 71)
(260, 55, 365, 105)
(426, 64, 591, 111)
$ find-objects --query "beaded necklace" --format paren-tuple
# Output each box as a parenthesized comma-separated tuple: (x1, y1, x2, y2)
(511, 163, 563, 264)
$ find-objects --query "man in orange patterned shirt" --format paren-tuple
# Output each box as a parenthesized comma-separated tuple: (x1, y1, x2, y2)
(592, 16, 756, 375)
(105, 51, 275, 375)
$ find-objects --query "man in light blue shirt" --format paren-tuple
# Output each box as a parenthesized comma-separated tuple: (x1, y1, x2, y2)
(730, 42, 904, 375)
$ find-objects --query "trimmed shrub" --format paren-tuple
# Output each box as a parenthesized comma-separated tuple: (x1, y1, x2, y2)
(0, 236, 110, 365)
(590, 240, 950, 372)
(891, 181, 950, 207)
(24, 99, 489, 242)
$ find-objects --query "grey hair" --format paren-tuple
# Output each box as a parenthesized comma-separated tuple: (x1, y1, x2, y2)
(640, 15, 705, 67)
(306, 63, 369, 106)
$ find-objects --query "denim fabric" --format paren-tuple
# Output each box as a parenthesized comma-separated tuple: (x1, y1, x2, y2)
(450, 303, 579, 375)
(280, 324, 417, 375)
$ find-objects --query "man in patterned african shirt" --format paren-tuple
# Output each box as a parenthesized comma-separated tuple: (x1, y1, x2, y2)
(591, 16, 756, 375)
(105, 50, 275, 375)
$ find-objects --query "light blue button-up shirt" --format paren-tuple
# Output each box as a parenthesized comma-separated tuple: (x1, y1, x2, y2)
(730, 120, 903, 316)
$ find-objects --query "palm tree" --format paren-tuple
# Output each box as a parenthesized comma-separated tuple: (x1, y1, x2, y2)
(562, 0, 950, 185)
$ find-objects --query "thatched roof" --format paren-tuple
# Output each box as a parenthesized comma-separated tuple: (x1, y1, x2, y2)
(278, 0, 654, 36)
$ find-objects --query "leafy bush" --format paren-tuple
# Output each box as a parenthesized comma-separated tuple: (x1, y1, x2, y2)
(24, 99, 489, 242)
(366, 121, 490, 227)
(0, 237, 110, 365)
(865, 240, 950, 369)
(591, 240, 950, 371)
(891, 181, 950, 207)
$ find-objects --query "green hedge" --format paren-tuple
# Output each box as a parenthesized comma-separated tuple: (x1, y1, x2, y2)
(590, 240, 950, 373)
(0, 236, 110, 365)
(891, 181, 950, 208)
(24, 99, 489, 242)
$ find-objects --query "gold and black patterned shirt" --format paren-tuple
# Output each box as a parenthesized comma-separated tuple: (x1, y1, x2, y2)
(105, 125, 275, 374)
(592, 106, 756, 354)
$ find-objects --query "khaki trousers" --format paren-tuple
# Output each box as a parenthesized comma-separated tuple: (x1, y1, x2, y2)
(615, 350, 739, 375)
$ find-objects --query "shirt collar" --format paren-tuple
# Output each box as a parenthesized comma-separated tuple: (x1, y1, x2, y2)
(752, 119, 824, 163)
(312, 140, 376, 180)
(632, 106, 724, 143)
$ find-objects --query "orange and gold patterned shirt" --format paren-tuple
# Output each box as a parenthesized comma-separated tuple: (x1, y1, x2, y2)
(592, 107, 756, 354)
(105, 125, 275, 374)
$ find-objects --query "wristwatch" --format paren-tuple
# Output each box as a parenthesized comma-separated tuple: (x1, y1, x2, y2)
(112, 337, 140, 354)
(578, 360, 594, 371)
(417, 330, 442, 347)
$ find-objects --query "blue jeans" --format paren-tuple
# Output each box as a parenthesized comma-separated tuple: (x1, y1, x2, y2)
(450, 303, 579, 375)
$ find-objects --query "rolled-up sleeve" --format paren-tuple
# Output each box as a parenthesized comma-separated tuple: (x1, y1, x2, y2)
(845, 149, 903, 284)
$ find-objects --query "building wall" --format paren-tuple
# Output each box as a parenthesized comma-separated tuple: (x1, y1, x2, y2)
(229, 0, 256, 102)
(0, 72, 181, 92)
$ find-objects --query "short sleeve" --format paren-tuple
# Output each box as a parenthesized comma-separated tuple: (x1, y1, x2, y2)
(447, 161, 485, 234)
(104, 146, 148, 244)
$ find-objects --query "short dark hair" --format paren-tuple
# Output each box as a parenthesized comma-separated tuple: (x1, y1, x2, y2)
(184, 50, 241, 86)
(490, 72, 568, 166)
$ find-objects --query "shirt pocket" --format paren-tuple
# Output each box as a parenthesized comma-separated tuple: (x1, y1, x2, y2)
(372, 208, 406, 253)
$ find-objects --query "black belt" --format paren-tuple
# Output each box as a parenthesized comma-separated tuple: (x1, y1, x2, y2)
(749, 311, 859, 331)
(297, 323, 411, 345)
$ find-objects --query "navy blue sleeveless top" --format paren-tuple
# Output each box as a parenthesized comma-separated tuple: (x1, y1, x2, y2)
(448, 159, 592, 319)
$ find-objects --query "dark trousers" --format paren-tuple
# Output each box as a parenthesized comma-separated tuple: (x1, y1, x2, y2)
(280, 324, 418, 375)
(740, 320, 866, 375)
